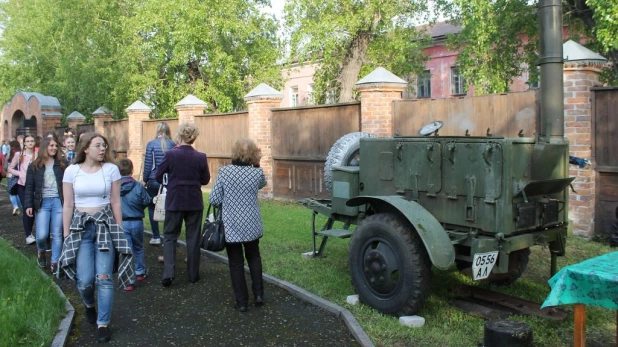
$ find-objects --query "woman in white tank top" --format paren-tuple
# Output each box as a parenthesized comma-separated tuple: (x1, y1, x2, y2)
(58, 132, 134, 343)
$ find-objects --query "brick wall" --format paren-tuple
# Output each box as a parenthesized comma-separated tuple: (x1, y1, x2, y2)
(563, 65, 603, 237)
(126, 110, 150, 179)
(94, 114, 113, 136)
(176, 106, 205, 124)
(358, 84, 404, 137)
(246, 97, 282, 198)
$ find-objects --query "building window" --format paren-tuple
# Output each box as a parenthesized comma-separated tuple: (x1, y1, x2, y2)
(450, 67, 466, 95)
(417, 70, 431, 98)
(325, 89, 337, 105)
(290, 86, 299, 107)
(528, 67, 540, 89)
(307, 84, 315, 105)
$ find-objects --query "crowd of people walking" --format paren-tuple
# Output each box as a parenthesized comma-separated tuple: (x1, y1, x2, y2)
(0, 122, 268, 344)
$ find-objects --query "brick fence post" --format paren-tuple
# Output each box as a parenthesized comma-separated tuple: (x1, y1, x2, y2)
(41, 111, 63, 135)
(175, 95, 207, 124)
(563, 60, 605, 237)
(66, 111, 86, 134)
(356, 67, 407, 137)
(93, 108, 114, 136)
(244, 83, 283, 199)
(125, 101, 151, 179)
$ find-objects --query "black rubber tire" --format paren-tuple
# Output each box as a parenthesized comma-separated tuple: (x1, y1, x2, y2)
(348, 213, 431, 316)
(324, 132, 374, 193)
(485, 248, 531, 286)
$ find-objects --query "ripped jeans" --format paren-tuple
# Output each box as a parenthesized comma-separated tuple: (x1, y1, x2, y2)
(75, 221, 115, 326)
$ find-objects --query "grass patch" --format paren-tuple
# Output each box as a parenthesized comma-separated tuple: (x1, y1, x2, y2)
(146, 194, 616, 346)
(0, 237, 66, 346)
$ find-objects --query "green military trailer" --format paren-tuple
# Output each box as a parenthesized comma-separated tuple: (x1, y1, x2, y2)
(301, 0, 572, 317)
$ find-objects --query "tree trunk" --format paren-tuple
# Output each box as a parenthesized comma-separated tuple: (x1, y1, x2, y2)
(337, 11, 382, 103)
(337, 31, 372, 102)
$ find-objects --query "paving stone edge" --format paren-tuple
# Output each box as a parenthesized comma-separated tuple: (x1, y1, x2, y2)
(165, 231, 375, 347)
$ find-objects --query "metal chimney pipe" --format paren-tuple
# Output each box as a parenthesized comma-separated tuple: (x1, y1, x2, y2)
(538, 0, 564, 140)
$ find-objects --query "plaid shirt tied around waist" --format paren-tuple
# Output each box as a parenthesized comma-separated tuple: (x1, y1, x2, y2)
(58, 204, 135, 289)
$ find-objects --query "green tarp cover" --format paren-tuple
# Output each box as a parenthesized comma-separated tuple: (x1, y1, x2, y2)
(542, 251, 618, 310)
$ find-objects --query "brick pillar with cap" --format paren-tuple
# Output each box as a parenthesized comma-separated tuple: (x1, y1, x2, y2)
(126, 101, 151, 178)
(356, 67, 406, 137)
(244, 83, 283, 199)
(562, 40, 607, 237)
(67, 111, 86, 134)
(92, 108, 114, 136)
(175, 95, 207, 124)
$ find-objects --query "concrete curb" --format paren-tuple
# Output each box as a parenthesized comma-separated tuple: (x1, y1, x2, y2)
(148, 231, 374, 347)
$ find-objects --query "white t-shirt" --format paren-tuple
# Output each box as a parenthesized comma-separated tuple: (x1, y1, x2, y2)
(63, 162, 121, 208)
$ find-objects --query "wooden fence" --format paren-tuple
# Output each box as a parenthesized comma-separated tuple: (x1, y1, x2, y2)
(191, 112, 248, 187)
(393, 91, 538, 137)
(103, 120, 128, 158)
(271, 103, 361, 199)
(142, 119, 179, 151)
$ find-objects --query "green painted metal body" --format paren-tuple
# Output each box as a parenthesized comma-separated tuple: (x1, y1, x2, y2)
(323, 135, 571, 274)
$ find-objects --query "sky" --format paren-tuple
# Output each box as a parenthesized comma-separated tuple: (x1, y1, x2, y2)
(260, 0, 286, 20)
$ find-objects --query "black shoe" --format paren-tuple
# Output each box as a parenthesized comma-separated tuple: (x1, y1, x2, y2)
(161, 278, 172, 287)
(237, 304, 248, 313)
(85, 306, 97, 325)
(255, 295, 264, 307)
(97, 326, 111, 343)
(36, 252, 46, 268)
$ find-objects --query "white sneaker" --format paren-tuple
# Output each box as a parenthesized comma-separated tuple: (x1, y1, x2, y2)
(25, 235, 36, 245)
(149, 238, 161, 245)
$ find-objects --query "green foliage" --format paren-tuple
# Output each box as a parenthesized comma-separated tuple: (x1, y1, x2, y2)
(440, 0, 539, 95)
(587, 0, 618, 52)
(439, 0, 618, 94)
(0, 237, 66, 346)
(0, 0, 282, 119)
(284, 0, 431, 103)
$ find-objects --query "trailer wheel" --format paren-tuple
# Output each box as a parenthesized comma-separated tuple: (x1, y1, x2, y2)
(485, 248, 531, 286)
(325, 132, 374, 193)
(349, 213, 431, 316)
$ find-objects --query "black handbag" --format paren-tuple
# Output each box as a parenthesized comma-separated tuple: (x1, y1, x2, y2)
(201, 205, 225, 252)
(6, 175, 18, 195)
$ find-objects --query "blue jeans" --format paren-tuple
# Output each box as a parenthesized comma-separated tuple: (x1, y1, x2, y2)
(146, 180, 161, 239)
(75, 222, 115, 326)
(123, 220, 145, 277)
(9, 194, 21, 209)
(35, 197, 63, 263)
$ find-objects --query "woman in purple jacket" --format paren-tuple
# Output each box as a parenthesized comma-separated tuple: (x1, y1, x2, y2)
(156, 122, 210, 287)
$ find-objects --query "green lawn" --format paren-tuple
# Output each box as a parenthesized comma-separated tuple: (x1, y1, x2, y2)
(144, 195, 618, 346)
(0, 238, 66, 346)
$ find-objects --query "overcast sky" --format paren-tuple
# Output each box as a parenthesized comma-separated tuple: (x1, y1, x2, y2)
(261, 0, 285, 19)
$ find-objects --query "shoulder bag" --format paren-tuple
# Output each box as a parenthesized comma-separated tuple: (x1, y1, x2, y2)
(201, 204, 225, 252)
(6, 153, 21, 195)
(152, 173, 167, 222)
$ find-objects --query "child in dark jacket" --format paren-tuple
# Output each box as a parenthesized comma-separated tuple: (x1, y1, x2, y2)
(117, 158, 152, 291)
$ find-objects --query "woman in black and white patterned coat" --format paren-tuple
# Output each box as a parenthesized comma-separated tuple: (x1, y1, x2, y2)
(209, 138, 267, 313)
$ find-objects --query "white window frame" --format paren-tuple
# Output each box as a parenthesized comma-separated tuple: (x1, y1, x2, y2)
(417, 70, 431, 98)
(290, 86, 299, 107)
(450, 67, 466, 96)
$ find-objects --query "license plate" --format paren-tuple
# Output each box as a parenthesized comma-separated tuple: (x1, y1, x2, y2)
(472, 251, 499, 280)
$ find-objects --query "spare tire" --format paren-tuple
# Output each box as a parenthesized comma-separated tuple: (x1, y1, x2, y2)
(324, 132, 374, 193)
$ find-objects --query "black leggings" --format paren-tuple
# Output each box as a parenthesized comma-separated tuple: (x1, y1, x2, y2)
(226, 239, 264, 305)
(17, 184, 35, 237)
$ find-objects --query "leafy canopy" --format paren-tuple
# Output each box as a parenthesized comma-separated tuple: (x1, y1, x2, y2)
(284, 0, 432, 103)
(0, 0, 282, 120)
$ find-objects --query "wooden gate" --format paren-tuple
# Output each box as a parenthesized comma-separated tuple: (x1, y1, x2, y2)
(592, 87, 618, 237)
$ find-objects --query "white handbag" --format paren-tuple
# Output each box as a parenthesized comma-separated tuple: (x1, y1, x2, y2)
(152, 174, 167, 222)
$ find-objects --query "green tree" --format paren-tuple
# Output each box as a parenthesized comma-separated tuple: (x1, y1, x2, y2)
(439, 0, 618, 94)
(284, 0, 432, 103)
(0, 0, 282, 119)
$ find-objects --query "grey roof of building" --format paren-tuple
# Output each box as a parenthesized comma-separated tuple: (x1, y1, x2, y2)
(244, 83, 283, 99)
(92, 106, 113, 115)
(16, 92, 62, 109)
(126, 100, 151, 112)
(175, 94, 207, 107)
